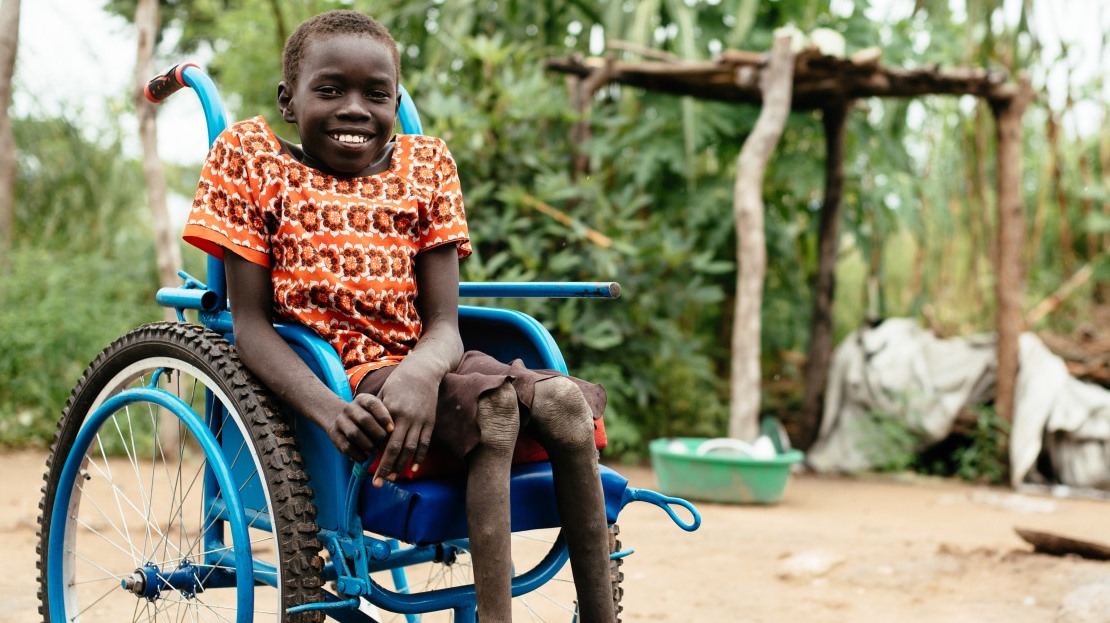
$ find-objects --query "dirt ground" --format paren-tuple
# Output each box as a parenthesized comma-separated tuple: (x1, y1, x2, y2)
(6, 449, 1109, 623)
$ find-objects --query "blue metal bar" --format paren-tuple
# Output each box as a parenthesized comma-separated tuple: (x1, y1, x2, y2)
(156, 286, 220, 311)
(180, 65, 229, 146)
(361, 536, 569, 616)
(48, 388, 255, 622)
(398, 85, 423, 135)
(459, 281, 621, 299)
(179, 64, 230, 309)
(620, 488, 702, 532)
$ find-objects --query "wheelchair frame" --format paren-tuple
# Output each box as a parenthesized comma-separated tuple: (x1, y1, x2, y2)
(40, 63, 700, 623)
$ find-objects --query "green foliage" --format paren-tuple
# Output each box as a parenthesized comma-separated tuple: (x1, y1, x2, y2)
(0, 113, 162, 445)
(917, 405, 1011, 485)
(0, 247, 160, 445)
(850, 405, 921, 473)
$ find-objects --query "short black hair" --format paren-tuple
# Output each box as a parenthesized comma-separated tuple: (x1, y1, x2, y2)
(282, 10, 401, 89)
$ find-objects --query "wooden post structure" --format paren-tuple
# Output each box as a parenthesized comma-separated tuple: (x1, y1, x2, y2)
(798, 101, 851, 449)
(568, 57, 613, 180)
(728, 36, 795, 441)
(989, 76, 1034, 428)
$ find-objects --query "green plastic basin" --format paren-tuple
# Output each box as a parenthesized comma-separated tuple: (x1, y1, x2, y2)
(649, 437, 804, 504)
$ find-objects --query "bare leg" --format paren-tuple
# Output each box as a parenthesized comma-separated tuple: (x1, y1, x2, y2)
(465, 381, 519, 623)
(529, 377, 616, 623)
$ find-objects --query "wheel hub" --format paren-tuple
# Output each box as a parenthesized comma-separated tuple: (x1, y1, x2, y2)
(121, 560, 205, 601)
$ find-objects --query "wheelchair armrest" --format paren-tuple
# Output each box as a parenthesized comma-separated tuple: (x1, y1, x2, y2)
(273, 323, 353, 401)
(459, 281, 620, 299)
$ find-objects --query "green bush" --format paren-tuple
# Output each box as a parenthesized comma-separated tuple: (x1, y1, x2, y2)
(0, 245, 161, 445)
(0, 113, 163, 446)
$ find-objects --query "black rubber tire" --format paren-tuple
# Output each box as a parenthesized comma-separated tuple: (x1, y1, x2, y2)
(609, 524, 625, 622)
(36, 321, 325, 622)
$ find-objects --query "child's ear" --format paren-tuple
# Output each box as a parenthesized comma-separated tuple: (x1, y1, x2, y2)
(277, 82, 296, 123)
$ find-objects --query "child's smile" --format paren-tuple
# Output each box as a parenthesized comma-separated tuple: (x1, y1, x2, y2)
(278, 33, 400, 177)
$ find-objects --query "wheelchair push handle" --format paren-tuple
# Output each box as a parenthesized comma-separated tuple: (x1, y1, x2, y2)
(144, 62, 200, 103)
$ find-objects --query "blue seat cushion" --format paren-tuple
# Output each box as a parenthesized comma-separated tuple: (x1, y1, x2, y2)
(358, 461, 628, 545)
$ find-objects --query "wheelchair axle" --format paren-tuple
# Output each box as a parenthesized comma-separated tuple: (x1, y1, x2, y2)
(121, 560, 205, 601)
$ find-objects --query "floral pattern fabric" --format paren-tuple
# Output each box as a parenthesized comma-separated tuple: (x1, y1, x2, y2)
(184, 116, 471, 385)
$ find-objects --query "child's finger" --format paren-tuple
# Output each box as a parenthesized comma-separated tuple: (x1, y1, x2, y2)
(355, 393, 394, 432)
(333, 417, 375, 462)
(411, 426, 433, 471)
(351, 395, 392, 445)
(372, 429, 405, 486)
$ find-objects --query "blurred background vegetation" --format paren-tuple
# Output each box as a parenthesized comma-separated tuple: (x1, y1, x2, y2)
(1, 0, 1107, 465)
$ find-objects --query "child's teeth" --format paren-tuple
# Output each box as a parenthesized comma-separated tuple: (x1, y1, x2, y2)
(335, 134, 366, 144)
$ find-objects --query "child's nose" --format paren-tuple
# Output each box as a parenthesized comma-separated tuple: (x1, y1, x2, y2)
(337, 95, 371, 118)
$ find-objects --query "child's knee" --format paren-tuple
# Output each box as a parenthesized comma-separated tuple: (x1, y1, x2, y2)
(475, 381, 520, 453)
(531, 377, 594, 450)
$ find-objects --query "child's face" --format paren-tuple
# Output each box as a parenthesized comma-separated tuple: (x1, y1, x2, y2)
(277, 34, 400, 176)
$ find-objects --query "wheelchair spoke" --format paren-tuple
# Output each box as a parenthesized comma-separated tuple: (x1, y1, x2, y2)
(72, 579, 129, 621)
(73, 517, 143, 563)
(94, 428, 141, 564)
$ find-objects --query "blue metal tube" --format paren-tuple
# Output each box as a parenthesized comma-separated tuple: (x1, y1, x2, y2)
(179, 64, 230, 309)
(621, 487, 702, 532)
(361, 536, 568, 615)
(156, 286, 220, 311)
(458, 282, 621, 299)
(397, 85, 423, 135)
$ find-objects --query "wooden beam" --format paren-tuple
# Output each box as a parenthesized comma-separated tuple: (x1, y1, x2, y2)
(545, 52, 1015, 110)
(989, 76, 1034, 445)
(798, 101, 851, 450)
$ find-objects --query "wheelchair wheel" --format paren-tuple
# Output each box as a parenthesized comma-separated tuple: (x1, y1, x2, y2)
(36, 322, 325, 623)
(374, 524, 624, 622)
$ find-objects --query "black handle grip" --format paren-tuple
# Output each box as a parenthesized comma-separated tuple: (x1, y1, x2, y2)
(144, 62, 199, 103)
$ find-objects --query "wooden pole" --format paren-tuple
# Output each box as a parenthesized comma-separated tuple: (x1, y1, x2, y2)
(989, 76, 1033, 427)
(728, 36, 795, 441)
(134, 0, 183, 322)
(569, 57, 613, 180)
(0, 0, 19, 275)
(797, 100, 850, 449)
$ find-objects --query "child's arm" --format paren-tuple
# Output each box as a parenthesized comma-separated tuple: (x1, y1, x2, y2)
(224, 251, 396, 461)
(371, 243, 465, 486)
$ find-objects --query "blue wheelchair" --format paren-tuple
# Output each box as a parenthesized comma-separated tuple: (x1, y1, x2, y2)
(37, 63, 700, 623)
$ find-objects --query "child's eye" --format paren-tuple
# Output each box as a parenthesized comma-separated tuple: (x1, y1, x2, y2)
(368, 90, 390, 100)
(317, 86, 341, 97)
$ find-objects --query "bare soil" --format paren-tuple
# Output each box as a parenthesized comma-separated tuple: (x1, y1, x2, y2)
(6, 449, 1109, 623)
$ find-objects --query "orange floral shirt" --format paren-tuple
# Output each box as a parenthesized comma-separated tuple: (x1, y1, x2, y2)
(183, 117, 471, 387)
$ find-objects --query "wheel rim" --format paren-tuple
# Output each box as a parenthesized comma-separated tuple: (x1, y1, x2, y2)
(53, 356, 284, 622)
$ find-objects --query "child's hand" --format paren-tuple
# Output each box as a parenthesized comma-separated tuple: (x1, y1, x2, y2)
(371, 367, 439, 486)
(326, 394, 395, 463)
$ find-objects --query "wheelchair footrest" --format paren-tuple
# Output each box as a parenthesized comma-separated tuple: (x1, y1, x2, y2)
(620, 487, 702, 532)
(358, 462, 629, 545)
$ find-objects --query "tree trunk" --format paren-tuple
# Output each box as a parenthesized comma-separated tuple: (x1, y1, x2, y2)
(989, 78, 1033, 434)
(0, 0, 19, 274)
(728, 36, 794, 442)
(1049, 113, 1075, 276)
(133, 0, 182, 320)
(1101, 102, 1110, 302)
(797, 101, 849, 450)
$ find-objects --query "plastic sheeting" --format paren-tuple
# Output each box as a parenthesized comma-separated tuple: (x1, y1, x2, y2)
(807, 318, 1110, 489)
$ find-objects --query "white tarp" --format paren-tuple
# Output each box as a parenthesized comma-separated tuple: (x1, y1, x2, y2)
(807, 318, 1110, 489)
